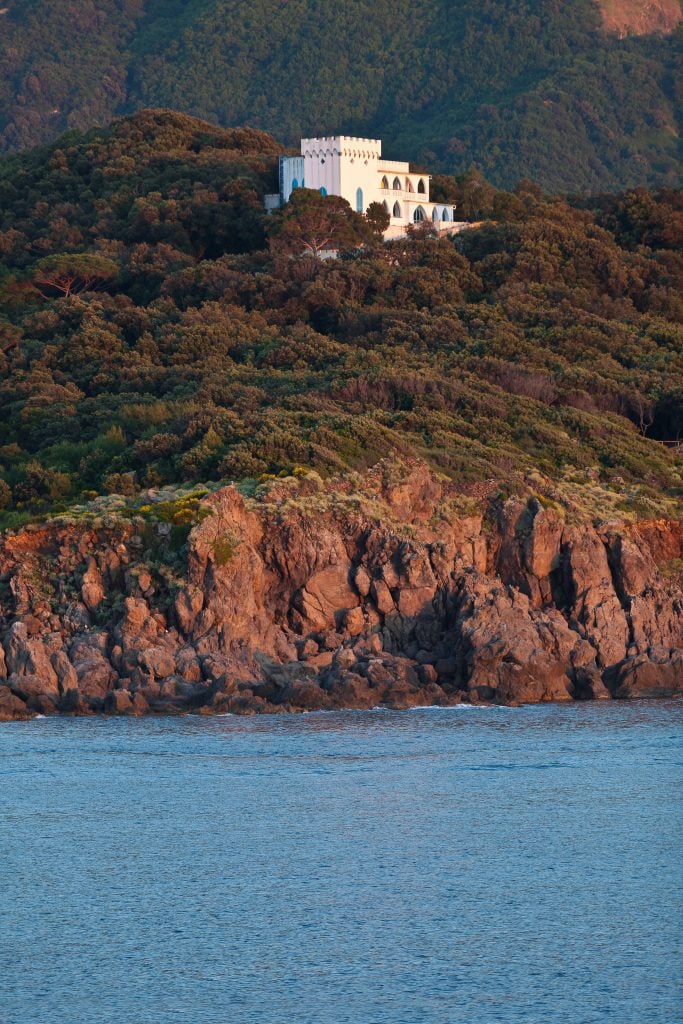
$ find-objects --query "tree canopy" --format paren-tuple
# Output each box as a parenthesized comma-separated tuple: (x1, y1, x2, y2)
(268, 190, 373, 256)
(0, 1, 680, 192)
(0, 112, 680, 527)
(29, 253, 119, 299)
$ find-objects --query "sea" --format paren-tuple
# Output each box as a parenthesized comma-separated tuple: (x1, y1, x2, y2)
(1, 702, 681, 1024)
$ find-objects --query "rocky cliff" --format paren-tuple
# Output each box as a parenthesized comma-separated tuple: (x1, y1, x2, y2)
(0, 464, 680, 721)
(598, 0, 681, 37)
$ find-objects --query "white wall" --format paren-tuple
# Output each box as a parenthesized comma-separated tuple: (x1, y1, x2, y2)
(301, 136, 382, 212)
(279, 136, 457, 238)
(338, 138, 382, 214)
(279, 155, 305, 203)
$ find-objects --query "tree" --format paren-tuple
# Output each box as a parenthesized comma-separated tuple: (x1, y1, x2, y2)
(366, 201, 390, 238)
(0, 479, 11, 510)
(28, 253, 119, 299)
(268, 189, 372, 257)
(0, 319, 21, 354)
(454, 168, 497, 221)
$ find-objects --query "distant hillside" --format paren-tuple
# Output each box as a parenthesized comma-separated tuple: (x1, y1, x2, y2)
(0, 0, 680, 192)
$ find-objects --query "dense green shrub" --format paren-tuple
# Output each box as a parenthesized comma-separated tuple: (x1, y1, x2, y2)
(0, 113, 680, 521)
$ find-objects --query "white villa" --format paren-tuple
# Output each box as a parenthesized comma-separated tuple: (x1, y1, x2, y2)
(265, 135, 459, 240)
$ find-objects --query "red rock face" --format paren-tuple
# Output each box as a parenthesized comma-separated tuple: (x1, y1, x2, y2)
(598, 0, 681, 37)
(0, 464, 680, 719)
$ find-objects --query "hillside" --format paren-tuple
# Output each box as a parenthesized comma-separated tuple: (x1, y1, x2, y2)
(0, 110, 681, 718)
(0, 110, 681, 529)
(0, 1, 680, 192)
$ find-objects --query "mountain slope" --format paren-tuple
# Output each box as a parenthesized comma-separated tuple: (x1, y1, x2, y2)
(0, 0, 680, 191)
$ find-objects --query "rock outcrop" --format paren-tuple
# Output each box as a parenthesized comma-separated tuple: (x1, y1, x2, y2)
(0, 463, 680, 720)
(598, 0, 681, 38)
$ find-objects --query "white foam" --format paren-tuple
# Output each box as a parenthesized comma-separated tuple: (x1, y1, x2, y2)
(407, 703, 509, 711)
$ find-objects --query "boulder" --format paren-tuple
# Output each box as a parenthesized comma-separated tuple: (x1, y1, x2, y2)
(455, 574, 574, 703)
(4, 622, 59, 693)
(174, 585, 204, 635)
(571, 665, 611, 701)
(0, 685, 34, 721)
(293, 563, 358, 632)
(69, 634, 117, 704)
(564, 529, 630, 668)
(105, 688, 150, 715)
(610, 652, 683, 699)
(138, 646, 176, 680)
(81, 556, 105, 610)
(51, 651, 78, 692)
(7, 673, 58, 713)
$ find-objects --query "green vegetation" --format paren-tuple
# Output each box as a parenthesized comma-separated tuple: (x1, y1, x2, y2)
(0, 111, 680, 529)
(212, 534, 240, 566)
(0, 1, 680, 192)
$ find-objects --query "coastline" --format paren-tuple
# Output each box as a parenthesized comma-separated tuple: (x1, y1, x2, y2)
(1, 463, 681, 722)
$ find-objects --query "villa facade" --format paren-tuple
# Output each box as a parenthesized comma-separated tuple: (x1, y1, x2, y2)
(266, 135, 458, 240)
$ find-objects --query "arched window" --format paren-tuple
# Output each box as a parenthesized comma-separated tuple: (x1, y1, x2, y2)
(406, 178, 414, 192)
(392, 176, 401, 190)
(432, 207, 439, 221)
(382, 200, 390, 213)
(319, 186, 327, 196)
(413, 206, 425, 222)
(291, 178, 299, 190)
(356, 187, 364, 213)
(442, 208, 450, 221)
(392, 201, 402, 218)
(381, 176, 389, 189)
(417, 179, 426, 194)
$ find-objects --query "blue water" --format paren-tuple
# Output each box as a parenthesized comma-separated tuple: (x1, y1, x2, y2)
(1, 703, 681, 1024)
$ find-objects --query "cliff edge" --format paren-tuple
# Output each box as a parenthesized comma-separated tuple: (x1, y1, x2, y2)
(0, 463, 680, 721)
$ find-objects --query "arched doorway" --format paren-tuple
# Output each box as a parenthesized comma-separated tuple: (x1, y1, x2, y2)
(392, 176, 401, 190)
(417, 179, 426, 194)
(432, 207, 439, 221)
(381, 176, 389, 189)
(392, 201, 402, 218)
(413, 206, 425, 222)
(442, 208, 451, 221)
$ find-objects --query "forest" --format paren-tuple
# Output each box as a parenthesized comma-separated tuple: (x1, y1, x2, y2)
(0, 110, 681, 530)
(0, 0, 680, 192)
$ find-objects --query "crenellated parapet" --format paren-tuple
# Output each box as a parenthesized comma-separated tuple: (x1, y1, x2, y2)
(271, 133, 459, 239)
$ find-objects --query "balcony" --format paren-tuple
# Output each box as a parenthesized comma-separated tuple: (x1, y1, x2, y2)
(379, 187, 428, 199)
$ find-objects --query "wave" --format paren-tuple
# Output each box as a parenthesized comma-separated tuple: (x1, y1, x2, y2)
(406, 703, 512, 711)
